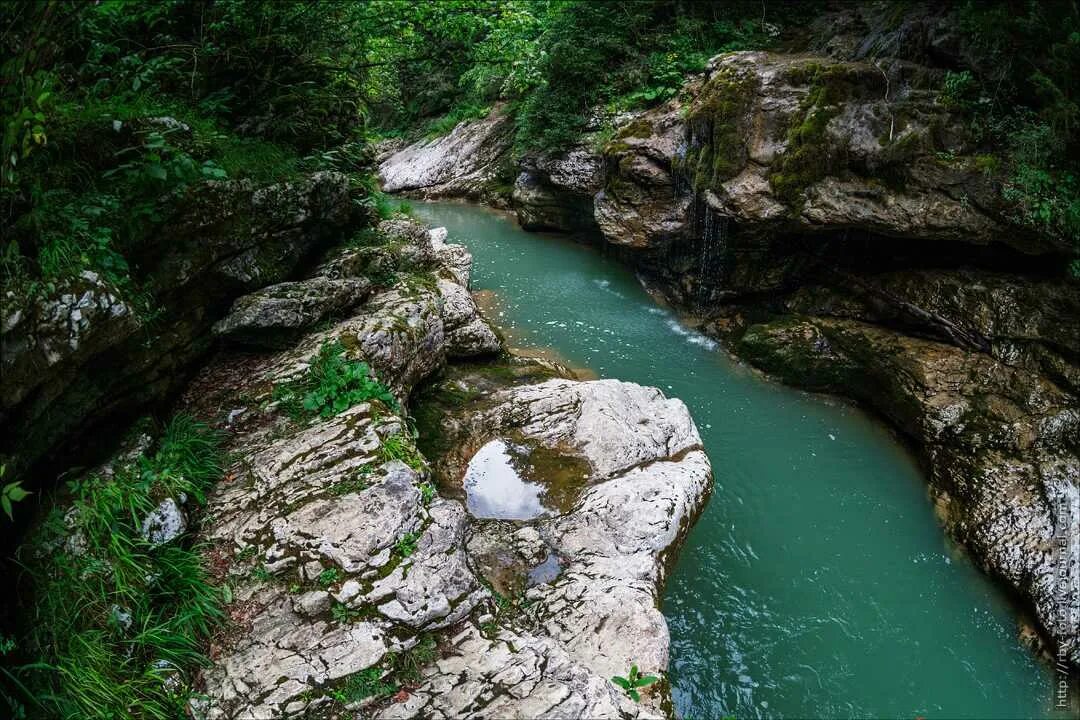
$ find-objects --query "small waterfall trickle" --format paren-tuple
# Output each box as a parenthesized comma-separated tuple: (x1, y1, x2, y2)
(690, 196, 729, 303)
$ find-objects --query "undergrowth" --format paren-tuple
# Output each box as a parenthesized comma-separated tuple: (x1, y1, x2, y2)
(7, 416, 224, 719)
(272, 340, 399, 421)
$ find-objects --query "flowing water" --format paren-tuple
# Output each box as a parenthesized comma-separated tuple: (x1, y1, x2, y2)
(411, 201, 1059, 719)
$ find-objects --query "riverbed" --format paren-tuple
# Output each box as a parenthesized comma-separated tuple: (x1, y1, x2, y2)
(411, 200, 1058, 719)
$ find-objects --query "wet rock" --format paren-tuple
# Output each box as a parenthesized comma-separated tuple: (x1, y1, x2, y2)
(213, 277, 372, 348)
(436, 279, 500, 358)
(596, 51, 1060, 256)
(379, 106, 514, 202)
(513, 148, 604, 233)
(594, 106, 693, 249)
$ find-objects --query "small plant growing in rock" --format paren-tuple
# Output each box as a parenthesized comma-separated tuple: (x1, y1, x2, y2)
(274, 341, 398, 421)
(331, 602, 361, 624)
(391, 635, 437, 683)
(317, 568, 341, 588)
(331, 667, 394, 704)
(379, 433, 424, 471)
(611, 664, 658, 702)
(302, 341, 399, 418)
(418, 482, 436, 505)
(394, 531, 419, 558)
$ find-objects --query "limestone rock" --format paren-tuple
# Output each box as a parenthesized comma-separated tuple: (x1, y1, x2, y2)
(379, 106, 513, 201)
(141, 497, 188, 545)
(513, 148, 604, 233)
(436, 279, 500, 358)
(213, 277, 371, 348)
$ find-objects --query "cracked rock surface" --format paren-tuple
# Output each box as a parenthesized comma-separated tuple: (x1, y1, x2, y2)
(185, 216, 712, 718)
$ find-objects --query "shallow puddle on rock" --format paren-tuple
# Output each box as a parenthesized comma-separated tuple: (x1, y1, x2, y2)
(526, 553, 562, 586)
(463, 439, 548, 519)
(462, 439, 590, 519)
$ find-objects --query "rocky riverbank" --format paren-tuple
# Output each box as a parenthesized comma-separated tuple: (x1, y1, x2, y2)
(178, 217, 711, 718)
(378, 39, 1080, 671)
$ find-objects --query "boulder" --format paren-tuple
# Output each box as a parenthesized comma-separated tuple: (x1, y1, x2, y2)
(378, 106, 514, 201)
(436, 279, 500, 358)
(213, 277, 372, 348)
(513, 148, 604, 233)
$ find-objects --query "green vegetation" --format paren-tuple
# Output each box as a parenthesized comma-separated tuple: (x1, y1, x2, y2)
(1, 0, 378, 304)
(679, 64, 758, 190)
(330, 667, 395, 704)
(356, 1, 819, 151)
(6, 416, 223, 719)
(950, 1, 1080, 265)
(317, 568, 342, 589)
(329, 636, 437, 707)
(379, 432, 425, 472)
(1, 465, 31, 521)
(273, 340, 399, 421)
(767, 63, 855, 206)
(394, 531, 420, 559)
(611, 664, 659, 702)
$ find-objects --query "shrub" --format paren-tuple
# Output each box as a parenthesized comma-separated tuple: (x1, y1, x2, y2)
(273, 340, 399, 421)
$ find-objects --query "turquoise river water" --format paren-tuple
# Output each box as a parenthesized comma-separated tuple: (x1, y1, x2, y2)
(411, 201, 1060, 719)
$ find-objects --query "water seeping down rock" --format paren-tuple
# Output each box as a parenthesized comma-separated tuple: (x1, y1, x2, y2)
(177, 217, 711, 717)
(378, 42, 1080, 669)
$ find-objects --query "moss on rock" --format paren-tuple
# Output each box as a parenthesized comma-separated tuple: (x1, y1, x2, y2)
(680, 64, 759, 190)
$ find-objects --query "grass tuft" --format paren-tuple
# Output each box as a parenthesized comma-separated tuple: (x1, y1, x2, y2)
(10, 415, 224, 718)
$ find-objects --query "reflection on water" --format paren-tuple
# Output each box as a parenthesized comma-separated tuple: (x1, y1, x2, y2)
(463, 439, 548, 520)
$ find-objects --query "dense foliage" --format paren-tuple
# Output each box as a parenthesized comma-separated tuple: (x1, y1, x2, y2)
(951, 0, 1080, 256)
(2, 1, 1078, 716)
(1, 0, 375, 302)
(4, 417, 223, 719)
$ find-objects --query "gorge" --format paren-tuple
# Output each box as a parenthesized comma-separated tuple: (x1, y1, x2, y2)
(1, 2, 1077, 718)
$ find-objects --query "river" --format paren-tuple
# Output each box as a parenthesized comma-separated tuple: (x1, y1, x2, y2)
(410, 200, 1058, 719)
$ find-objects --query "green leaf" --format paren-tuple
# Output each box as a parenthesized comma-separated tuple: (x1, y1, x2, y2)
(1, 496, 11, 520)
(146, 164, 167, 180)
(611, 676, 630, 689)
(4, 483, 30, 502)
(628, 688, 641, 702)
(634, 674, 659, 688)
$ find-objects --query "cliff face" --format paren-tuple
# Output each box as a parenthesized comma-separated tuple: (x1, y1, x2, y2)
(378, 45, 1080, 670)
(1, 171, 356, 474)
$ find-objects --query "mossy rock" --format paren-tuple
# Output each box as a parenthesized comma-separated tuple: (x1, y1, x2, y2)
(680, 64, 759, 191)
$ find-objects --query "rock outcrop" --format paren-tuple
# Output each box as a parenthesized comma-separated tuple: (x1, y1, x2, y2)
(513, 148, 604, 233)
(378, 106, 514, 203)
(181, 215, 711, 718)
(0, 171, 355, 472)
(378, 47, 1080, 673)
(736, 316, 1079, 666)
